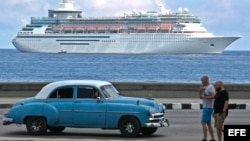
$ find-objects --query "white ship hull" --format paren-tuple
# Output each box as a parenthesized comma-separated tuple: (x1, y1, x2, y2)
(12, 1, 240, 54)
(12, 33, 239, 54)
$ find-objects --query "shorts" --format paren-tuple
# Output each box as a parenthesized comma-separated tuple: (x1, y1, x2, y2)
(201, 108, 213, 123)
(214, 113, 227, 129)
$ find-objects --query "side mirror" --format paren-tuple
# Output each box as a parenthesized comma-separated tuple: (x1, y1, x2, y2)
(96, 97, 101, 102)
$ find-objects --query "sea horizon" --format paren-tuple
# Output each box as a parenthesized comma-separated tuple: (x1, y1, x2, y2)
(1, 48, 250, 84)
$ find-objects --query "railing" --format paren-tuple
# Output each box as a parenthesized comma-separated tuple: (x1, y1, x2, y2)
(160, 23, 172, 29)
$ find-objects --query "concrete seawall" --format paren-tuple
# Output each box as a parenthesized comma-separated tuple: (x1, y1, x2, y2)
(0, 82, 250, 99)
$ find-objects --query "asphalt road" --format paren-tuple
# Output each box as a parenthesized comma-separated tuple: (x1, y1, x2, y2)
(1, 109, 250, 141)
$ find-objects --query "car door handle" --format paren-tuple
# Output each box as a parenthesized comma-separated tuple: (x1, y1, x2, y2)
(75, 101, 81, 103)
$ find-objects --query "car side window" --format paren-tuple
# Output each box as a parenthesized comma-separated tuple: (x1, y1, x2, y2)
(49, 87, 74, 99)
(77, 87, 96, 99)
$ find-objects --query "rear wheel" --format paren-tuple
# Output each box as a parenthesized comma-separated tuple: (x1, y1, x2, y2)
(119, 117, 141, 137)
(26, 117, 47, 135)
(141, 127, 157, 135)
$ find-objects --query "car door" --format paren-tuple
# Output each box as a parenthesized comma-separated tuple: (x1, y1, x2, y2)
(73, 86, 106, 127)
(47, 86, 75, 124)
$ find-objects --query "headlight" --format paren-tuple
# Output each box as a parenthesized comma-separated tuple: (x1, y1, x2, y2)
(158, 103, 165, 113)
(148, 108, 153, 117)
(162, 105, 166, 113)
(162, 105, 166, 110)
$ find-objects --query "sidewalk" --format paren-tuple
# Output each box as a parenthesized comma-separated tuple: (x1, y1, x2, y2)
(0, 97, 249, 110)
(155, 98, 250, 110)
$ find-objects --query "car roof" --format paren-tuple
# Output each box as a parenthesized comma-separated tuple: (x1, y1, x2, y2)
(35, 80, 111, 99)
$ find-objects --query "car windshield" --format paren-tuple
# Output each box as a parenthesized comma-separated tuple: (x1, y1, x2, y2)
(101, 85, 120, 98)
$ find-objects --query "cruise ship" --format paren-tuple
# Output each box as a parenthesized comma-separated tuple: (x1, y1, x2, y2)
(12, 0, 240, 54)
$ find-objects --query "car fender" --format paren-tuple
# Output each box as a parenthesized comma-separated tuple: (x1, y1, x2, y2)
(7, 103, 45, 124)
(105, 103, 149, 128)
(43, 104, 59, 125)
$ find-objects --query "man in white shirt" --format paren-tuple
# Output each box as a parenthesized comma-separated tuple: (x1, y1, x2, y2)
(199, 75, 216, 141)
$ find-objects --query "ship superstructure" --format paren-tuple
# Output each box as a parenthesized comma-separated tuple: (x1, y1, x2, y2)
(12, 0, 240, 53)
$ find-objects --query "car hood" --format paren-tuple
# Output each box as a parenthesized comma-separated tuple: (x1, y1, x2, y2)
(107, 96, 164, 111)
(12, 97, 38, 107)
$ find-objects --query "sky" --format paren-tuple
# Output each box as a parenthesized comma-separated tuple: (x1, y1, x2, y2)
(0, 0, 249, 50)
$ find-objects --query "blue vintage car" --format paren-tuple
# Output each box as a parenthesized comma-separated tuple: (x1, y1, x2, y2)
(2, 80, 169, 137)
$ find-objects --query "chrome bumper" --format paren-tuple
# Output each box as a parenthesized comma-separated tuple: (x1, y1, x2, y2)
(2, 117, 14, 125)
(144, 114, 170, 127)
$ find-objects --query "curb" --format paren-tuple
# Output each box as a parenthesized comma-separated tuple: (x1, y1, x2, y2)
(0, 103, 249, 110)
(164, 103, 248, 110)
(0, 104, 12, 109)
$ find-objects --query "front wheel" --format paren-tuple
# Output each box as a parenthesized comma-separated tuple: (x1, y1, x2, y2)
(119, 117, 141, 137)
(26, 117, 47, 135)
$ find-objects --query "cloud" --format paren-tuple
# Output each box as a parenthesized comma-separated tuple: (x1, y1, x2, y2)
(1, 0, 53, 26)
(5, 0, 33, 5)
(4, 0, 45, 12)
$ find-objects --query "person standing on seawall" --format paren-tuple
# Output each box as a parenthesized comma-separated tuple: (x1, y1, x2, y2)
(213, 80, 229, 141)
(199, 75, 216, 141)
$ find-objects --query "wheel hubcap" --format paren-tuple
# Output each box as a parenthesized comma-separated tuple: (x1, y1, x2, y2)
(125, 122, 134, 133)
(31, 119, 42, 131)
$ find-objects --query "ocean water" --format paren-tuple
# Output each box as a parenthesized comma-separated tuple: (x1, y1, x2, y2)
(1, 49, 250, 83)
